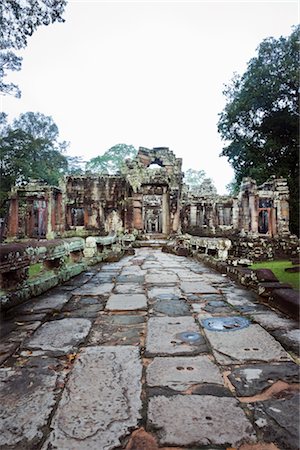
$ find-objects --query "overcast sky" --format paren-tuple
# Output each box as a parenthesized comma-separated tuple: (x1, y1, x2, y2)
(1, 0, 298, 193)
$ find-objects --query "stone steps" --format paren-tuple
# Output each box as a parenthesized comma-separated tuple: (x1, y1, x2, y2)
(136, 234, 169, 247)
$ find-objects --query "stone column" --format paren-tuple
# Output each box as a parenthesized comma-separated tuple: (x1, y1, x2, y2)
(190, 205, 197, 227)
(133, 195, 143, 231)
(57, 193, 64, 233)
(218, 205, 224, 226)
(47, 193, 55, 239)
(232, 198, 239, 230)
(249, 194, 258, 234)
(276, 198, 290, 235)
(8, 198, 19, 237)
(162, 189, 170, 234)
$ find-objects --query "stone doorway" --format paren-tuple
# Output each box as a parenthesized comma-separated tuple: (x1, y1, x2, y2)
(143, 195, 163, 233)
(258, 209, 269, 234)
(26, 199, 47, 238)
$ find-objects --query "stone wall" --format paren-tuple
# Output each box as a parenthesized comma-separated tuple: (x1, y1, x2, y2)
(181, 176, 290, 238)
(228, 235, 300, 262)
(3, 149, 293, 241)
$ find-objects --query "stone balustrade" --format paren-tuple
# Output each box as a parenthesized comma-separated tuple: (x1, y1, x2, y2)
(0, 234, 133, 310)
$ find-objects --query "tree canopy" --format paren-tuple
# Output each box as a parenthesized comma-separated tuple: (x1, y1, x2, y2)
(1, 0, 67, 97)
(86, 144, 137, 174)
(184, 168, 217, 195)
(218, 25, 299, 234)
(184, 169, 205, 189)
(0, 112, 68, 213)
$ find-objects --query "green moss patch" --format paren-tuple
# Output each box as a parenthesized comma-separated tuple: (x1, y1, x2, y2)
(28, 263, 44, 278)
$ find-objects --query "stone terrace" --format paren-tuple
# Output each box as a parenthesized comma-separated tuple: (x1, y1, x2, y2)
(0, 248, 299, 450)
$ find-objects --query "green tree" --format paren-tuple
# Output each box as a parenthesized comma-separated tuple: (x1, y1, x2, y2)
(66, 155, 85, 175)
(1, 0, 67, 97)
(184, 169, 205, 189)
(0, 112, 68, 213)
(218, 26, 299, 234)
(86, 144, 137, 174)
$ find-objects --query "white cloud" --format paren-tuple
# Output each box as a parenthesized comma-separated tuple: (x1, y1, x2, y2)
(1, 1, 297, 194)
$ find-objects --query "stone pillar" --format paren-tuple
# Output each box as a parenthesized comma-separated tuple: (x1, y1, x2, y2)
(190, 205, 197, 226)
(274, 179, 290, 236)
(8, 198, 19, 237)
(208, 206, 215, 231)
(218, 205, 224, 226)
(276, 198, 290, 235)
(133, 196, 143, 231)
(57, 193, 64, 233)
(47, 193, 55, 239)
(232, 198, 239, 230)
(249, 194, 258, 234)
(162, 189, 170, 234)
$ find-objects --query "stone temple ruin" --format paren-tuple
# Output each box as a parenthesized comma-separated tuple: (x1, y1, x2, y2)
(1, 146, 298, 311)
(5, 146, 291, 240)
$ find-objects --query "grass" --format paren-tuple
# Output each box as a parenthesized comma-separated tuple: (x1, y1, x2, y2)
(250, 260, 300, 290)
(28, 263, 44, 278)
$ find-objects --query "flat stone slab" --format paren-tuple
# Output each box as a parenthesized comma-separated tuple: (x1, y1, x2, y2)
(145, 316, 205, 356)
(271, 328, 300, 355)
(106, 294, 147, 311)
(228, 362, 300, 396)
(73, 283, 114, 296)
(147, 355, 223, 391)
(121, 266, 143, 275)
(89, 315, 145, 346)
(181, 281, 219, 294)
(250, 312, 297, 330)
(152, 299, 190, 316)
(204, 324, 291, 365)
(145, 272, 179, 285)
(222, 288, 257, 305)
(147, 286, 182, 300)
(25, 318, 91, 354)
(43, 346, 142, 450)
(116, 274, 145, 284)
(12, 293, 69, 314)
(114, 283, 144, 294)
(254, 393, 300, 450)
(148, 395, 256, 447)
(93, 273, 117, 282)
(0, 367, 58, 449)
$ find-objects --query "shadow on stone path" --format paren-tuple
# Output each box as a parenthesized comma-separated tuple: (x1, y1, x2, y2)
(0, 248, 299, 450)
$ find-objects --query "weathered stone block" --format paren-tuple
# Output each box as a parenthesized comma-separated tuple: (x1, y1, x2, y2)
(148, 395, 256, 447)
(43, 346, 142, 449)
(204, 324, 291, 365)
(147, 355, 223, 391)
(25, 318, 91, 354)
(270, 288, 299, 320)
(0, 367, 58, 449)
(106, 293, 147, 311)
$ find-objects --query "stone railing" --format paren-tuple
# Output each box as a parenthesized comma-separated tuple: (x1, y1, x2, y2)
(163, 234, 232, 261)
(193, 253, 299, 320)
(162, 233, 299, 320)
(0, 233, 136, 311)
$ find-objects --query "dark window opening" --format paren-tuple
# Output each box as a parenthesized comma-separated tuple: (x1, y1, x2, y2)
(71, 208, 84, 226)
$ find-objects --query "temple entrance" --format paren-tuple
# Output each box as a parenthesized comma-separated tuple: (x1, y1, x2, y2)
(258, 209, 269, 234)
(143, 195, 163, 233)
(27, 199, 47, 238)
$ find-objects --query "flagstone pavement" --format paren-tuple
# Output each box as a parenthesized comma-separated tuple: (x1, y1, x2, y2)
(0, 248, 299, 450)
